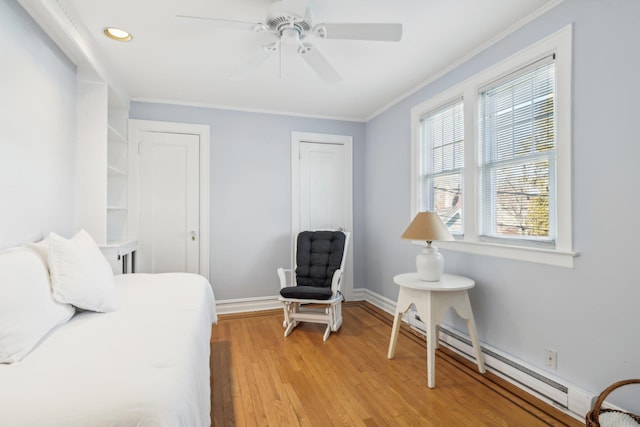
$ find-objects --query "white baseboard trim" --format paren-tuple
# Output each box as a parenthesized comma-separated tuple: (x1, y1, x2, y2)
(216, 295, 281, 315)
(215, 288, 595, 421)
(353, 287, 396, 313)
(352, 287, 367, 301)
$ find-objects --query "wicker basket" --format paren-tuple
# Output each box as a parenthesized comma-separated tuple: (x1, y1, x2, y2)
(586, 379, 640, 427)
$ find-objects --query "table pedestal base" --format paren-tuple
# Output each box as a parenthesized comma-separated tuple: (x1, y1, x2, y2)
(387, 285, 485, 388)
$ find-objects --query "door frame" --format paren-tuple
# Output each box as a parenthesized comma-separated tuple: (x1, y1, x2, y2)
(128, 120, 210, 280)
(291, 131, 354, 300)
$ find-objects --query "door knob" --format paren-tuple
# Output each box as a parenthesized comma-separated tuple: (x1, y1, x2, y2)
(190, 231, 197, 241)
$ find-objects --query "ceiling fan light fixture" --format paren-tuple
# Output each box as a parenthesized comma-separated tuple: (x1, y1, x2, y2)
(103, 27, 132, 42)
(281, 28, 301, 46)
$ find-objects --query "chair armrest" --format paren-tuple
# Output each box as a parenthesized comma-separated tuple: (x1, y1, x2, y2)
(277, 268, 294, 289)
(331, 268, 343, 295)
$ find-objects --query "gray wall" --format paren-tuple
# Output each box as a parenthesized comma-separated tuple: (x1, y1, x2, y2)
(364, 0, 640, 406)
(130, 103, 366, 300)
(0, 0, 77, 249)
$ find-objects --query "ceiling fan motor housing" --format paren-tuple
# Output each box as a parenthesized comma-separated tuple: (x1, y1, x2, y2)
(267, 14, 311, 34)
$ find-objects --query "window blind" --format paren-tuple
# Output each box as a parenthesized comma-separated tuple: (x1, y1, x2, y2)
(420, 99, 464, 234)
(479, 59, 556, 241)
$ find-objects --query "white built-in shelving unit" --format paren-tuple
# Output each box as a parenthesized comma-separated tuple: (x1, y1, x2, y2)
(76, 68, 136, 273)
(106, 111, 130, 243)
(103, 97, 137, 274)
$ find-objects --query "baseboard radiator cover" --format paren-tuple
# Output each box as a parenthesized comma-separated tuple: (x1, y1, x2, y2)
(402, 310, 593, 420)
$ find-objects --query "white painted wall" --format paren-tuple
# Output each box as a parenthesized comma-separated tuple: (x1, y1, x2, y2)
(364, 0, 640, 411)
(0, 0, 77, 248)
(129, 103, 366, 301)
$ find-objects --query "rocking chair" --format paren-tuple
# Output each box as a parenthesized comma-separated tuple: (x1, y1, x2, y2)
(278, 230, 349, 341)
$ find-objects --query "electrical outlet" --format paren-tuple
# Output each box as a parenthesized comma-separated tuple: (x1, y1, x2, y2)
(545, 348, 557, 369)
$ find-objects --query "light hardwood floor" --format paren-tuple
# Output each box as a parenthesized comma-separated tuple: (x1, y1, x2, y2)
(210, 302, 581, 426)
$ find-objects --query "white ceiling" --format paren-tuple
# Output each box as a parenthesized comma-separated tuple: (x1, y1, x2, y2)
(57, 0, 558, 121)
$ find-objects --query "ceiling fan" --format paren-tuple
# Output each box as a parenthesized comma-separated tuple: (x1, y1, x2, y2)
(177, 0, 402, 83)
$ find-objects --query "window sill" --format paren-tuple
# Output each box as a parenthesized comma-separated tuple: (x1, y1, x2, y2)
(418, 240, 578, 268)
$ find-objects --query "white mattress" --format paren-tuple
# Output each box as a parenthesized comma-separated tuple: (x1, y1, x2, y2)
(0, 273, 217, 427)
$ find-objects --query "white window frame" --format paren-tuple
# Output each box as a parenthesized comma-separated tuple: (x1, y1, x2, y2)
(410, 24, 576, 268)
(417, 98, 465, 235)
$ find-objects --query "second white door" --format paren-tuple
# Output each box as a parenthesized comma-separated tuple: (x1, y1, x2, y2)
(292, 132, 353, 300)
(299, 142, 346, 231)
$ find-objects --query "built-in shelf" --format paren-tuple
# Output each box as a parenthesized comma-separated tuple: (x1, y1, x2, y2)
(107, 107, 130, 243)
(108, 124, 127, 145)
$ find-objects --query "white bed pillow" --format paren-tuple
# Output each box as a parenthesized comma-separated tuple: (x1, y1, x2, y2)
(48, 229, 119, 312)
(0, 247, 75, 364)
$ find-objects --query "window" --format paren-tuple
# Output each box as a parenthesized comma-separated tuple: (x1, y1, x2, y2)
(419, 100, 464, 234)
(479, 58, 556, 244)
(410, 25, 574, 267)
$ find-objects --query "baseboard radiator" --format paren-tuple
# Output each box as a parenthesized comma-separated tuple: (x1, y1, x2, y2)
(403, 311, 593, 420)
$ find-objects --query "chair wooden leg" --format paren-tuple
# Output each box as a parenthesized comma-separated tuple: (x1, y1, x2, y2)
(284, 321, 297, 337)
(334, 301, 342, 331)
(332, 315, 343, 332)
(323, 324, 331, 341)
(282, 301, 290, 328)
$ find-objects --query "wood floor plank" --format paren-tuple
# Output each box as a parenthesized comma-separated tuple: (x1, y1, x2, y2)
(211, 303, 582, 426)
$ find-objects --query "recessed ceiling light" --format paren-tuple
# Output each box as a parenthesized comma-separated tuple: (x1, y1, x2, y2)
(103, 27, 132, 42)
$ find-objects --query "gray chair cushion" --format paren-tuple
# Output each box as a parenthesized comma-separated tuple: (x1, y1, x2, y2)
(279, 285, 333, 300)
(279, 230, 346, 300)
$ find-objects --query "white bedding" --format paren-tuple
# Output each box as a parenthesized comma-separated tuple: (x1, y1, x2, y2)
(0, 273, 217, 427)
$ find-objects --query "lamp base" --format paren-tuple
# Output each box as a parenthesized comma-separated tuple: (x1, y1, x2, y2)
(416, 244, 444, 281)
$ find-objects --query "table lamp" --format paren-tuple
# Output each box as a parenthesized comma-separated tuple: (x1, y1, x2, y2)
(401, 211, 454, 281)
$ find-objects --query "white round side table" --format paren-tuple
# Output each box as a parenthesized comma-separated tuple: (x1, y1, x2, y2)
(387, 273, 486, 388)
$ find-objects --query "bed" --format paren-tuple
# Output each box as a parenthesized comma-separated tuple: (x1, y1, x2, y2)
(0, 234, 217, 427)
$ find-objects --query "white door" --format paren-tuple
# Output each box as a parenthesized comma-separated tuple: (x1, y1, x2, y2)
(292, 132, 353, 299)
(129, 120, 210, 279)
(137, 131, 200, 274)
(299, 143, 346, 230)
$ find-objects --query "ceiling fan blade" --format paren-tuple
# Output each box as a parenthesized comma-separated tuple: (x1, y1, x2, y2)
(316, 23, 402, 42)
(229, 46, 276, 80)
(298, 44, 341, 84)
(176, 14, 262, 31)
